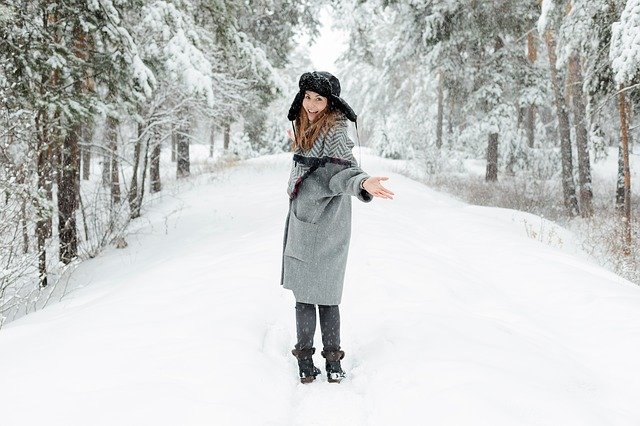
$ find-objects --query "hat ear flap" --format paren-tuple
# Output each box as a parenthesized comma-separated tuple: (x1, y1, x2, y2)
(287, 91, 305, 121)
(332, 96, 357, 122)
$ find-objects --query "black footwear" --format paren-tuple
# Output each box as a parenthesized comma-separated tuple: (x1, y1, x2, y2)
(291, 348, 321, 383)
(321, 349, 346, 383)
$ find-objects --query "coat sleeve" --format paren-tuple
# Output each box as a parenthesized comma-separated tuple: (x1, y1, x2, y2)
(329, 167, 373, 202)
(326, 129, 373, 203)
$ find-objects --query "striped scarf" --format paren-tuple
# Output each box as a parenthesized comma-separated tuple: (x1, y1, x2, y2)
(287, 116, 357, 199)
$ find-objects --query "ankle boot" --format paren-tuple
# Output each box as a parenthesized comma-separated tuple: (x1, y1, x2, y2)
(321, 349, 346, 383)
(291, 347, 321, 383)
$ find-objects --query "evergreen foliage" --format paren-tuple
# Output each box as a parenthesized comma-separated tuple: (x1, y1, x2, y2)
(0, 0, 317, 325)
(335, 0, 639, 280)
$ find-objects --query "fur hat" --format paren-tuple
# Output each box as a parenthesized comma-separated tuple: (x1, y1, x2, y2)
(287, 71, 357, 122)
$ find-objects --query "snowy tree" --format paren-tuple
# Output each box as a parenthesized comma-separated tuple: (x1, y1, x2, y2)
(219, 0, 320, 151)
(0, 0, 320, 322)
(0, 0, 154, 284)
(545, 0, 629, 217)
(610, 0, 640, 87)
(338, 0, 542, 180)
(539, 0, 580, 216)
(124, 0, 224, 196)
(610, 0, 640, 252)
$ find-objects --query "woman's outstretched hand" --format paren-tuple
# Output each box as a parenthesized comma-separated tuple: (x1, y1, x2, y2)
(363, 177, 394, 199)
(286, 129, 295, 142)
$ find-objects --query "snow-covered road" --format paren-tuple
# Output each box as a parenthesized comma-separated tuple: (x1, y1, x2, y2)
(1, 153, 640, 425)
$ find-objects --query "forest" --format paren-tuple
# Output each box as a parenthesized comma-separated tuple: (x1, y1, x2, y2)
(1, 0, 639, 326)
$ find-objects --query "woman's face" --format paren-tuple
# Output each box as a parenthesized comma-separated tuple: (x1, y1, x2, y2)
(302, 91, 328, 122)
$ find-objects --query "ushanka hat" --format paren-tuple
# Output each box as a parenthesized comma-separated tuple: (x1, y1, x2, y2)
(287, 71, 357, 122)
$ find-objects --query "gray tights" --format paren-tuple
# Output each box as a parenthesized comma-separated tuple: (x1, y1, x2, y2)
(295, 302, 340, 351)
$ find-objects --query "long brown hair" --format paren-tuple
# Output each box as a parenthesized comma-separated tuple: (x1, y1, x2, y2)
(292, 105, 340, 152)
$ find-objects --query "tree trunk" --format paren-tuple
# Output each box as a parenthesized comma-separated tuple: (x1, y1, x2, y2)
(517, 106, 526, 128)
(101, 150, 111, 188)
(129, 121, 143, 219)
(528, 30, 538, 63)
(58, 25, 83, 263)
(618, 89, 632, 253)
(81, 125, 91, 180)
(21, 197, 29, 254)
(32, 0, 54, 287)
(7, 128, 29, 255)
(150, 127, 162, 192)
(45, 11, 62, 240)
(35, 110, 48, 288)
(171, 130, 176, 162)
(81, 144, 91, 180)
(526, 31, 537, 149)
(526, 106, 536, 148)
(485, 132, 499, 182)
(485, 36, 504, 182)
(616, 144, 625, 210)
(12, 130, 29, 254)
(544, 32, 579, 217)
(448, 94, 454, 135)
(176, 124, 190, 178)
(224, 123, 230, 150)
(140, 134, 151, 204)
(436, 71, 444, 150)
(78, 183, 90, 245)
(107, 116, 121, 205)
(568, 54, 593, 217)
(210, 123, 216, 157)
(59, 19, 84, 264)
(58, 120, 80, 264)
(36, 216, 47, 288)
(47, 109, 61, 239)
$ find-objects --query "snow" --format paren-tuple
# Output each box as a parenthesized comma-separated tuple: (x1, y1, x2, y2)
(131, 54, 155, 98)
(610, 0, 640, 86)
(537, 0, 556, 34)
(164, 28, 214, 105)
(1, 152, 640, 425)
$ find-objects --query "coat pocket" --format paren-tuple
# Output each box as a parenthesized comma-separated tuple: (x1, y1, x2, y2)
(284, 210, 318, 262)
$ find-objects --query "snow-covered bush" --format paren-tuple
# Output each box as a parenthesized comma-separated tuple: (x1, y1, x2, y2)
(229, 133, 257, 160)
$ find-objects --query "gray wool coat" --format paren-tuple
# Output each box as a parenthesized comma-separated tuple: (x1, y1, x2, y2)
(280, 115, 372, 306)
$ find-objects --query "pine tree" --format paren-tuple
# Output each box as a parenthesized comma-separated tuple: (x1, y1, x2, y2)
(610, 0, 640, 252)
(0, 0, 154, 276)
(568, 54, 593, 217)
(539, 1, 580, 216)
(544, 30, 580, 216)
(339, 0, 541, 178)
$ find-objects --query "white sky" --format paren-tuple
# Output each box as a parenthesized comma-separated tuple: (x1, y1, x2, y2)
(303, 7, 348, 74)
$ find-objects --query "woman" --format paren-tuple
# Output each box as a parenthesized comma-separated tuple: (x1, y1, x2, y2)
(281, 71, 394, 383)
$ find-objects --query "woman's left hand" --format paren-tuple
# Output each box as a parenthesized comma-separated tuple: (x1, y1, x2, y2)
(363, 177, 394, 199)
